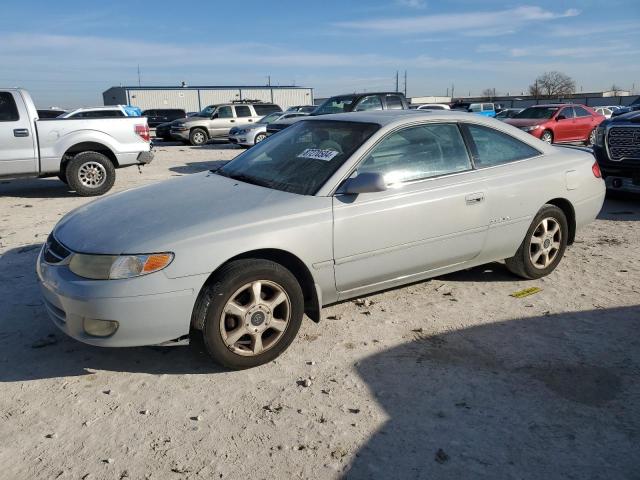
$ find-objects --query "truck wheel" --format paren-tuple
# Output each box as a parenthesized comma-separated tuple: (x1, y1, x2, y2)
(66, 151, 115, 196)
(189, 128, 208, 146)
(195, 259, 304, 370)
(540, 130, 553, 143)
(505, 204, 568, 279)
(57, 168, 68, 185)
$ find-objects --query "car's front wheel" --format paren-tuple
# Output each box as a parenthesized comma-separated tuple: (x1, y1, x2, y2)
(189, 128, 208, 146)
(197, 259, 304, 369)
(254, 132, 267, 144)
(505, 204, 568, 279)
(540, 130, 553, 143)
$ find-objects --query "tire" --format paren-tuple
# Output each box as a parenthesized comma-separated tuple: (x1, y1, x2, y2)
(505, 204, 568, 279)
(57, 167, 68, 185)
(196, 259, 304, 369)
(540, 130, 553, 144)
(585, 128, 597, 146)
(189, 128, 208, 146)
(253, 132, 267, 144)
(65, 151, 115, 196)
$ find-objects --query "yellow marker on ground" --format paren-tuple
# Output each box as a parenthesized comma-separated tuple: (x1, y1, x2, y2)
(510, 287, 542, 298)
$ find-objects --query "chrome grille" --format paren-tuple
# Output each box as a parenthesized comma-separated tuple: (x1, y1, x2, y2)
(607, 127, 640, 161)
(43, 234, 71, 264)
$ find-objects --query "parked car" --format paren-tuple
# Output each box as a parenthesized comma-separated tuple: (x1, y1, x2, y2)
(154, 122, 174, 141)
(38, 110, 604, 369)
(229, 111, 309, 147)
(504, 104, 605, 145)
(37, 108, 66, 118)
(593, 109, 640, 193)
(495, 108, 524, 121)
(415, 104, 451, 110)
(170, 102, 281, 146)
(450, 101, 471, 111)
(0, 88, 152, 196)
(284, 105, 316, 113)
(142, 108, 186, 128)
(611, 99, 640, 117)
(594, 107, 614, 119)
(469, 103, 497, 117)
(60, 106, 135, 119)
(267, 92, 408, 136)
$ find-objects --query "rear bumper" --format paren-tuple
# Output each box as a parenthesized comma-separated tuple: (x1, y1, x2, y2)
(137, 151, 154, 164)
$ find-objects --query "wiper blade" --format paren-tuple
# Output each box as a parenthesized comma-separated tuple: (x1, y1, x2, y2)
(220, 172, 272, 188)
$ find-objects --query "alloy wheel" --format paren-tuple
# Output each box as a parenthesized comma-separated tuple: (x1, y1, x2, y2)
(529, 217, 562, 269)
(219, 280, 291, 356)
(78, 161, 107, 188)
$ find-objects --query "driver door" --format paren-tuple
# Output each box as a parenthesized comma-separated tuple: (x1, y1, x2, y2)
(332, 123, 489, 298)
(209, 106, 236, 138)
(554, 107, 575, 142)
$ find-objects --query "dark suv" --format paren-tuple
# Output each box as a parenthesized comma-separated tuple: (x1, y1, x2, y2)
(267, 92, 408, 135)
(593, 108, 640, 193)
(143, 109, 187, 128)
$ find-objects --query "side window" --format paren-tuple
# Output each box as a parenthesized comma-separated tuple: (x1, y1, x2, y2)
(386, 95, 404, 110)
(482, 104, 494, 112)
(358, 123, 471, 184)
(355, 96, 383, 112)
(0, 92, 20, 121)
(254, 104, 281, 115)
(216, 106, 233, 118)
(573, 106, 591, 117)
(464, 124, 540, 168)
(558, 107, 574, 119)
(235, 105, 252, 117)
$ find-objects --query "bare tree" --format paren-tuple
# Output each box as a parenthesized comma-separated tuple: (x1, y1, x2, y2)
(528, 71, 576, 97)
(610, 84, 624, 94)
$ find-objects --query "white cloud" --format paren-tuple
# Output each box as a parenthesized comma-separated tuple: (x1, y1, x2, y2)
(396, 0, 427, 8)
(334, 6, 580, 34)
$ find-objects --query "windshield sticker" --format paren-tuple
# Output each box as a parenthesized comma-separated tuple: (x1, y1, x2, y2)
(297, 148, 339, 161)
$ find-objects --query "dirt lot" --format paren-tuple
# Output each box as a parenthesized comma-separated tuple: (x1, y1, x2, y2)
(1, 141, 639, 480)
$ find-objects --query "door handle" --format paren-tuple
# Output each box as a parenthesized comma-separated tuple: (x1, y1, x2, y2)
(248, 119, 253, 122)
(13, 128, 29, 137)
(465, 192, 484, 205)
(230, 120, 235, 123)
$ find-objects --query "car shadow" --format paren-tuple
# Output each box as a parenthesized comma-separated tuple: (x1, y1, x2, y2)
(0, 178, 76, 198)
(169, 160, 230, 175)
(346, 305, 640, 479)
(0, 244, 224, 381)
(598, 196, 640, 221)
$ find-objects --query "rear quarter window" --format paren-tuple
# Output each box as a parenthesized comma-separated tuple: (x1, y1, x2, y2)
(464, 124, 540, 168)
(0, 92, 19, 121)
(254, 104, 281, 116)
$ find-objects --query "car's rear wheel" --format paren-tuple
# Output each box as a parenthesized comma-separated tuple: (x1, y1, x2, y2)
(65, 151, 115, 196)
(197, 259, 304, 369)
(254, 132, 267, 144)
(505, 204, 568, 279)
(189, 128, 208, 146)
(586, 128, 597, 146)
(540, 130, 553, 143)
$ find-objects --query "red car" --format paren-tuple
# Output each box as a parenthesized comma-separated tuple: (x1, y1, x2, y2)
(504, 104, 605, 145)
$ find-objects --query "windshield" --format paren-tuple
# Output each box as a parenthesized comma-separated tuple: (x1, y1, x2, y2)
(195, 105, 215, 117)
(313, 96, 357, 115)
(469, 104, 482, 112)
(257, 112, 282, 124)
(217, 120, 380, 195)
(515, 107, 559, 119)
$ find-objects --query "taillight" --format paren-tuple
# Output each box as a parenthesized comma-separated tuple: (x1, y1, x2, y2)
(592, 161, 602, 178)
(135, 124, 150, 142)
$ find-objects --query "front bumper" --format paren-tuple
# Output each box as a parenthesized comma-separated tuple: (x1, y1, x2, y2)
(37, 249, 204, 347)
(170, 128, 190, 140)
(137, 151, 154, 164)
(228, 133, 252, 146)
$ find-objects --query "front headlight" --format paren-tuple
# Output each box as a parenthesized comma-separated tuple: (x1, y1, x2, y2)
(174, 122, 186, 128)
(236, 128, 248, 134)
(521, 125, 540, 132)
(69, 253, 174, 280)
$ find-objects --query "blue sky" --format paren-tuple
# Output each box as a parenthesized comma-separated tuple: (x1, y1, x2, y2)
(1, 0, 638, 107)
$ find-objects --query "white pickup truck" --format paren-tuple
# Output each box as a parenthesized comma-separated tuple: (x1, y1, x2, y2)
(0, 88, 153, 196)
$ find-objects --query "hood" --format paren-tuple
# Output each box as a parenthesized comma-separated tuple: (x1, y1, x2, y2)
(503, 118, 546, 127)
(607, 110, 640, 124)
(54, 172, 304, 255)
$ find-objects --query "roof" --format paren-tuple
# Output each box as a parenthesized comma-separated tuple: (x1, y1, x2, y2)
(107, 85, 311, 91)
(304, 109, 484, 126)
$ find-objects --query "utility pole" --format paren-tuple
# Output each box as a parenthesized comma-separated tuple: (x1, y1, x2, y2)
(267, 75, 271, 86)
(446, 87, 449, 97)
(451, 83, 455, 99)
(137, 65, 141, 87)
(395, 71, 399, 92)
(403, 70, 407, 97)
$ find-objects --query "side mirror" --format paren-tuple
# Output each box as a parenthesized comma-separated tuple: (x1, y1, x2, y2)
(556, 115, 566, 121)
(211, 113, 218, 119)
(339, 172, 387, 195)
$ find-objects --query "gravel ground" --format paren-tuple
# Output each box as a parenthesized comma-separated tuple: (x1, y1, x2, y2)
(1, 141, 639, 480)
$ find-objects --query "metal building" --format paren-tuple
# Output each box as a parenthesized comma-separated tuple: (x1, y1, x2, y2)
(103, 85, 314, 112)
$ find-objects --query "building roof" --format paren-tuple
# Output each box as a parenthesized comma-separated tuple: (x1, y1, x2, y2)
(107, 85, 311, 91)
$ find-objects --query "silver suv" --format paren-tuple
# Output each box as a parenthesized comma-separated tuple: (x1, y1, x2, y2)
(171, 102, 281, 146)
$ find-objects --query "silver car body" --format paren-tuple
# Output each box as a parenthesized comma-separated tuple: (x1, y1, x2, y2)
(228, 112, 308, 146)
(38, 111, 605, 347)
